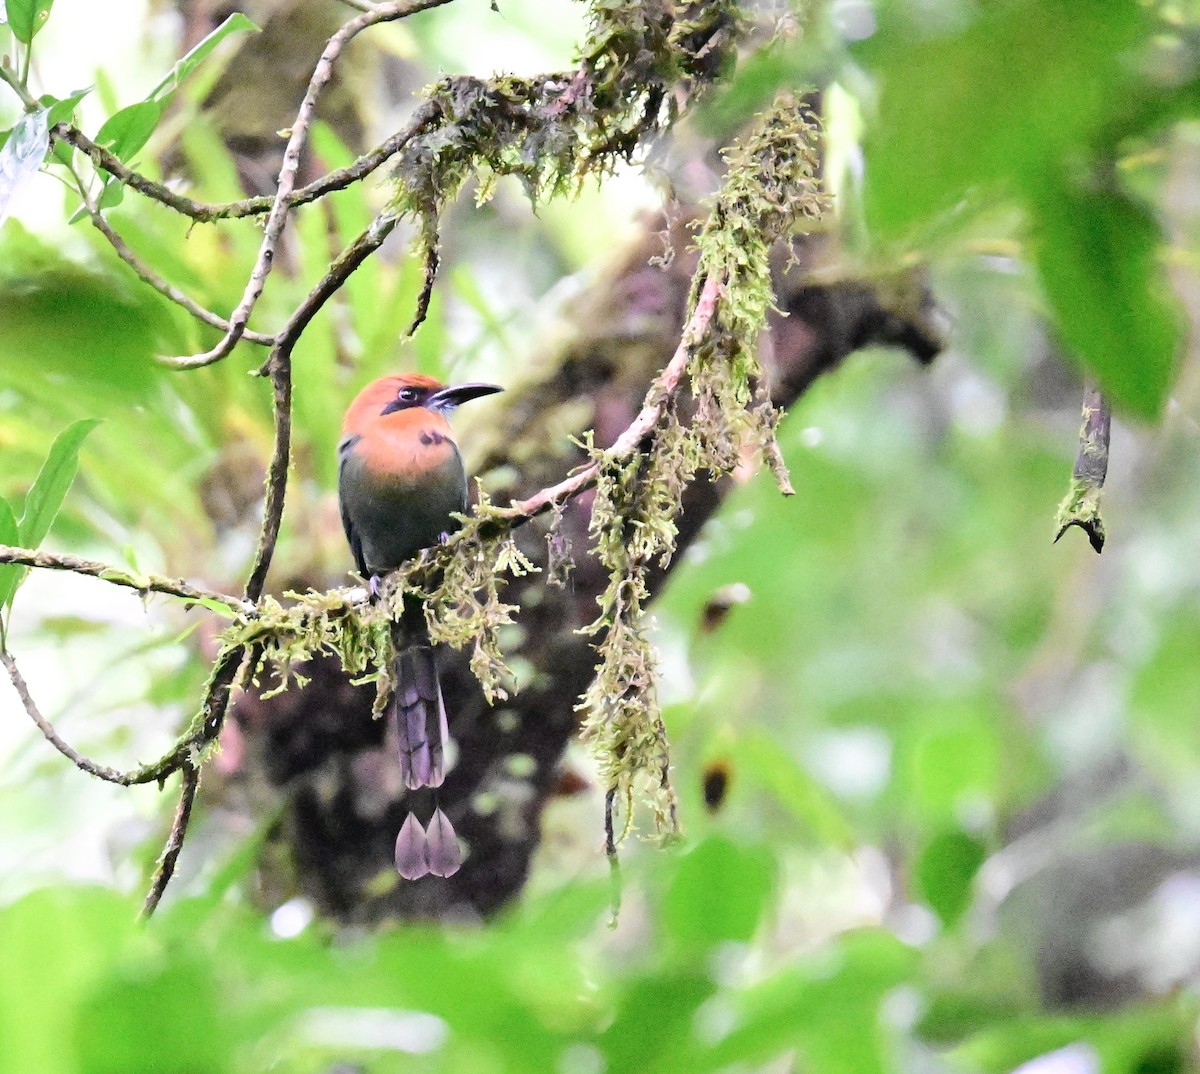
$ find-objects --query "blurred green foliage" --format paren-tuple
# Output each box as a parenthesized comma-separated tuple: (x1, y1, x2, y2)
(2, 0, 1200, 1072)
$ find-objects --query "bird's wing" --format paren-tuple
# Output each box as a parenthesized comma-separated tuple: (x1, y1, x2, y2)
(337, 435, 368, 578)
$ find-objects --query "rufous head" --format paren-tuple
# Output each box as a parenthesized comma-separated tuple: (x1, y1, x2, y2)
(342, 374, 502, 434)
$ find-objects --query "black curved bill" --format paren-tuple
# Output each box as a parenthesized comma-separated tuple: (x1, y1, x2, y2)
(427, 382, 503, 410)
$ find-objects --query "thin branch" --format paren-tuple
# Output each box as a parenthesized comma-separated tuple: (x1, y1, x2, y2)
(1, 648, 146, 784)
(162, 0, 455, 370)
(244, 357, 293, 603)
(53, 110, 436, 224)
(498, 274, 724, 522)
(82, 202, 277, 346)
(0, 544, 252, 612)
(0, 62, 37, 108)
(259, 207, 406, 379)
(139, 759, 200, 919)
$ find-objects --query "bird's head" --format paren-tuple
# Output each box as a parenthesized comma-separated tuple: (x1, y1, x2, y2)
(343, 374, 503, 432)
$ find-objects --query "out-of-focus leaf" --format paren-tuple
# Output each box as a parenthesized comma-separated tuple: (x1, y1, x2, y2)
(0, 887, 135, 1074)
(915, 828, 987, 926)
(663, 835, 774, 949)
(599, 972, 715, 1074)
(739, 731, 855, 846)
(18, 418, 101, 551)
(903, 704, 1001, 823)
(5, 0, 54, 44)
(1131, 610, 1200, 771)
(0, 233, 179, 398)
(93, 99, 162, 163)
(1031, 175, 1180, 419)
(74, 954, 233, 1074)
(858, 0, 1147, 237)
(705, 930, 917, 1074)
(0, 107, 49, 229)
(955, 1005, 1192, 1074)
(148, 12, 259, 103)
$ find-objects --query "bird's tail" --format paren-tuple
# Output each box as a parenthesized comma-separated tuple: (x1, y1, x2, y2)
(388, 606, 461, 879)
(393, 642, 449, 791)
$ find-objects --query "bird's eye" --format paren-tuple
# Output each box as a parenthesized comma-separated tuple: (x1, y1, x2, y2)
(398, 387, 418, 403)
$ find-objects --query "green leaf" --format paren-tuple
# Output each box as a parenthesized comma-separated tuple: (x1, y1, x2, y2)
(39, 86, 92, 127)
(0, 496, 19, 619)
(17, 418, 101, 551)
(1032, 174, 1181, 419)
(858, 0, 1148, 237)
(183, 596, 239, 619)
(93, 99, 162, 163)
(914, 828, 987, 926)
(5, 0, 54, 44)
(663, 835, 775, 949)
(148, 12, 259, 103)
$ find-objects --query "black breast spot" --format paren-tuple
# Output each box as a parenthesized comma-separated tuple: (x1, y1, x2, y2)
(419, 430, 447, 446)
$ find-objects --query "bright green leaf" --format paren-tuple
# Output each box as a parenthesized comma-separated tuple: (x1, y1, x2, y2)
(17, 418, 101, 551)
(5, 0, 54, 44)
(93, 99, 162, 163)
(739, 731, 855, 846)
(0, 495, 19, 618)
(708, 930, 918, 1074)
(148, 12, 259, 103)
(1031, 175, 1181, 419)
(183, 596, 239, 619)
(39, 86, 92, 127)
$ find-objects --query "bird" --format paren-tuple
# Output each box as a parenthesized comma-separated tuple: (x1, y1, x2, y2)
(338, 373, 502, 880)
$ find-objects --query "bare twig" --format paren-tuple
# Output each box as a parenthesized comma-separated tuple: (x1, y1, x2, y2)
(1054, 383, 1111, 553)
(2, 648, 144, 784)
(499, 275, 724, 522)
(244, 357, 293, 603)
(139, 759, 200, 919)
(0, 544, 251, 612)
(161, 0, 455, 370)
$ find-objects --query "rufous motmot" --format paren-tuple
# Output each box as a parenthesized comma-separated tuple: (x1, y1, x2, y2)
(338, 373, 502, 880)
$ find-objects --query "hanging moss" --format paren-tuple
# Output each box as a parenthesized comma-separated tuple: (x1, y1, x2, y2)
(576, 95, 828, 844)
